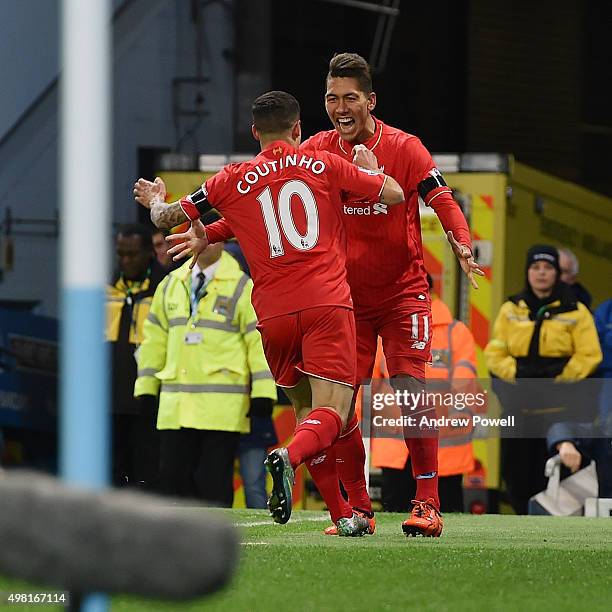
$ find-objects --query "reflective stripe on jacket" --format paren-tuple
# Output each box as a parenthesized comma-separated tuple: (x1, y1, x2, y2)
(106, 271, 158, 345)
(134, 252, 276, 432)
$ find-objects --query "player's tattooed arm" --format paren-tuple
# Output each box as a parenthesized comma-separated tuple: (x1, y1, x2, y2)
(149, 201, 188, 228)
(133, 177, 212, 229)
(133, 177, 187, 228)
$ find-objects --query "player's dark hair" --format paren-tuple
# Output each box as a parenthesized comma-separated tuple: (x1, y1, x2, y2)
(252, 91, 300, 134)
(327, 53, 373, 94)
(117, 223, 153, 249)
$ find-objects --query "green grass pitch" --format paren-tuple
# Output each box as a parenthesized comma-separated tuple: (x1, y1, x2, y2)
(1, 509, 611, 611)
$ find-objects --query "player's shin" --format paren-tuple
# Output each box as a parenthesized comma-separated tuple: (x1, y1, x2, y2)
(392, 375, 440, 510)
(333, 414, 373, 514)
(405, 435, 440, 510)
(402, 399, 440, 509)
(395, 381, 443, 536)
(286, 407, 343, 468)
(306, 447, 353, 523)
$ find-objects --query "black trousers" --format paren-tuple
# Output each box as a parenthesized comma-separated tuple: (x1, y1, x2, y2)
(112, 412, 160, 490)
(159, 428, 241, 507)
(501, 437, 549, 515)
(381, 463, 464, 513)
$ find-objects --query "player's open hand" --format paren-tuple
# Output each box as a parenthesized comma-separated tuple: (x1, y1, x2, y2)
(133, 177, 166, 209)
(352, 144, 380, 172)
(166, 218, 209, 269)
(447, 231, 485, 289)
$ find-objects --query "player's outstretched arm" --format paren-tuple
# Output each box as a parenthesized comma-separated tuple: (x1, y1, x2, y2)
(166, 219, 209, 269)
(151, 202, 189, 229)
(206, 218, 235, 243)
(447, 230, 485, 289)
(133, 177, 189, 229)
(409, 141, 484, 288)
(134, 177, 215, 229)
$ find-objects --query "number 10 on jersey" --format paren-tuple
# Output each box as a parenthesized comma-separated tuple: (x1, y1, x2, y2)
(257, 180, 320, 257)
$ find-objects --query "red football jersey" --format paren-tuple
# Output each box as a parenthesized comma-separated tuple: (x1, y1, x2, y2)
(203, 140, 386, 321)
(303, 118, 471, 318)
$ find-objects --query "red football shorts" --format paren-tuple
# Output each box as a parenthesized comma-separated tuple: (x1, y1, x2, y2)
(355, 303, 432, 383)
(257, 306, 357, 388)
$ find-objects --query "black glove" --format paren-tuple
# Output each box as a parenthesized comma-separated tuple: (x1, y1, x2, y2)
(136, 394, 158, 413)
(248, 397, 273, 418)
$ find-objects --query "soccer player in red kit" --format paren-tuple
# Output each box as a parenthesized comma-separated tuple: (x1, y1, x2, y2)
(134, 91, 405, 535)
(314, 53, 482, 536)
(183, 56, 483, 537)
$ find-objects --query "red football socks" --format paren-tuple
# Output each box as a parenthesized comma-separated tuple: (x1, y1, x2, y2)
(392, 374, 440, 510)
(287, 407, 343, 469)
(405, 436, 440, 510)
(333, 415, 373, 514)
(306, 447, 353, 523)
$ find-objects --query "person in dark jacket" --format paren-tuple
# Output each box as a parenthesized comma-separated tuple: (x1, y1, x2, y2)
(595, 299, 612, 378)
(106, 223, 168, 489)
(558, 247, 592, 310)
(238, 398, 278, 508)
(485, 245, 601, 513)
(546, 298, 612, 497)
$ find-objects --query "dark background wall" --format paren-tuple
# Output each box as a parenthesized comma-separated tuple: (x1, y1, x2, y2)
(579, 1, 612, 196)
(264, 0, 612, 195)
(467, 0, 582, 181)
(268, 0, 467, 152)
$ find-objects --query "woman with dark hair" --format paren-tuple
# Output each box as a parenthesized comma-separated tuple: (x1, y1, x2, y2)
(485, 245, 601, 514)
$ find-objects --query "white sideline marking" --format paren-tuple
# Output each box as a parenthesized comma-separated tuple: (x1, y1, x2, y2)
(236, 516, 329, 528)
(241, 541, 269, 546)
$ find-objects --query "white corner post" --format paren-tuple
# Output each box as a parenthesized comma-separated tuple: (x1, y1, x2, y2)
(60, 0, 111, 610)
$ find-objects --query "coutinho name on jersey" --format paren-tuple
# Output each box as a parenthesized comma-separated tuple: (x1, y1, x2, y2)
(236, 154, 326, 194)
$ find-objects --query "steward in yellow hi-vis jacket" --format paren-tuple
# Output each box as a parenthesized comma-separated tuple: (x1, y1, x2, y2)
(484, 244, 602, 514)
(106, 224, 168, 490)
(135, 246, 277, 506)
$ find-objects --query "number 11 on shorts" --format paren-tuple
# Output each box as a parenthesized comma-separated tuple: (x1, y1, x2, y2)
(411, 313, 429, 350)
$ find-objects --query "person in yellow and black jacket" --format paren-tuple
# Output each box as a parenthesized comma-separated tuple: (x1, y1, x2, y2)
(485, 244, 601, 514)
(135, 243, 277, 507)
(106, 223, 168, 490)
